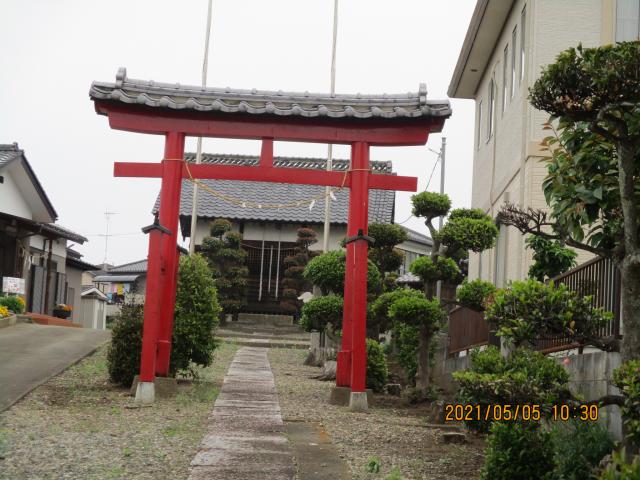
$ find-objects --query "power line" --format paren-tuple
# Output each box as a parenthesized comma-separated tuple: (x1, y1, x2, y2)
(396, 151, 441, 225)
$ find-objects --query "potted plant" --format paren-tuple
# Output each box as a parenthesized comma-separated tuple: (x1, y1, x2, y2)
(53, 303, 73, 319)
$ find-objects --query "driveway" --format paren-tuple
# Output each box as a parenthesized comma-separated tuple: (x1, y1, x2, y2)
(0, 323, 110, 411)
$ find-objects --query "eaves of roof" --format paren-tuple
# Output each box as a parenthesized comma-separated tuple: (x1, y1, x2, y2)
(448, 0, 516, 99)
(91, 68, 452, 121)
(93, 274, 140, 283)
(0, 144, 58, 221)
(66, 256, 99, 272)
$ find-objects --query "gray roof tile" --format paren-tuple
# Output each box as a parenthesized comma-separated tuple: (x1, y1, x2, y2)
(108, 259, 148, 273)
(90, 68, 452, 120)
(150, 154, 396, 236)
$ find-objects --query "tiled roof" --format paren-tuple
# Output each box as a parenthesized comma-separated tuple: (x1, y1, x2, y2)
(108, 259, 148, 273)
(150, 154, 395, 235)
(90, 68, 452, 120)
(0, 143, 58, 220)
(400, 225, 433, 246)
(40, 223, 87, 244)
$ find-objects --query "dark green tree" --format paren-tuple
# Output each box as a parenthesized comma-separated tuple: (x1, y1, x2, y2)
(497, 42, 640, 364)
(389, 191, 498, 397)
(367, 223, 408, 288)
(200, 218, 248, 322)
(281, 228, 319, 315)
(170, 254, 221, 376)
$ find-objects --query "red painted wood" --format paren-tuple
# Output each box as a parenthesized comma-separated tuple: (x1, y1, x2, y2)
(260, 138, 274, 168)
(95, 102, 441, 146)
(155, 132, 185, 376)
(348, 142, 370, 393)
(139, 228, 164, 382)
(113, 162, 417, 192)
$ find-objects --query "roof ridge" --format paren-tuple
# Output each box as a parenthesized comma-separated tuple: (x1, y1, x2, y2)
(111, 258, 147, 269)
(184, 152, 391, 165)
(0, 143, 21, 152)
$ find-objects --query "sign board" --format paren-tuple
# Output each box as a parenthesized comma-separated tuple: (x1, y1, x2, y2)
(2, 277, 26, 295)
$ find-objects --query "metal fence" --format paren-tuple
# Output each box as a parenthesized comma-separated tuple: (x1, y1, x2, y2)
(534, 256, 621, 353)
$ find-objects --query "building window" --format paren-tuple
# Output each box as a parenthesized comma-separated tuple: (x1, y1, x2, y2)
(477, 99, 483, 149)
(511, 27, 517, 97)
(616, 0, 640, 41)
(502, 44, 509, 113)
(486, 79, 495, 141)
(520, 6, 526, 83)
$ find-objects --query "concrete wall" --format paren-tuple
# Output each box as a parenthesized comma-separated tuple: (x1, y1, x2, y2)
(65, 265, 83, 324)
(468, 0, 608, 284)
(434, 346, 622, 440)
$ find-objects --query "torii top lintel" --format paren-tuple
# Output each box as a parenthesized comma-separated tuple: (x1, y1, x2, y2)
(89, 68, 451, 147)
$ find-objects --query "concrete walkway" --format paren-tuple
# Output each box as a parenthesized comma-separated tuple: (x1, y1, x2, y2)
(189, 347, 296, 480)
(0, 323, 110, 411)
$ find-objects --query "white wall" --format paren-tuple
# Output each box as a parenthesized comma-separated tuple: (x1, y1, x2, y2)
(0, 170, 32, 219)
(468, 0, 605, 283)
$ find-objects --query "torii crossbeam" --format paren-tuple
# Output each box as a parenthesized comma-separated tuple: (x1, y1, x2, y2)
(90, 68, 451, 410)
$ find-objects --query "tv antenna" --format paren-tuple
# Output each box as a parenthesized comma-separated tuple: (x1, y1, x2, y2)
(102, 211, 118, 266)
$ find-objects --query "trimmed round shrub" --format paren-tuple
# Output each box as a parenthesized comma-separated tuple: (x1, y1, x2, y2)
(410, 256, 460, 283)
(368, 223, 408, 248)
(411, 191, 451, 219)
(107, 303, 143, 387)
(456, 279, 496, 311)
(481, 422, 555, 480)
(303, 250, 382, 295)
(388, 295, 445, 331)
(393, 322, 420, 384)
(369, 247, 405, 275)
(300, 295, 343, 332)
(439, 216, 498, 253)
(448, 208, 487, 221)
(210, 218, 232, 237)
(0, 295, 25, 314)
(366, 339, 389, 393)
(170, 254, 221, 376)
(371, 288, 424, 332)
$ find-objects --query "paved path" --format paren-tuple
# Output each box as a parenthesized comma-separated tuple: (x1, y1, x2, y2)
(189, 347, 296, 480)
(0, 323, 110, 411)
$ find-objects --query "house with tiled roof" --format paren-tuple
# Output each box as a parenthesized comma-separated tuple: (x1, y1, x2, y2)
(0, 143, 93, 322)
(154, 153, 431, 313)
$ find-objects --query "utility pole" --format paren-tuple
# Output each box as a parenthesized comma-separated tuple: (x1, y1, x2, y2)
(322, 0, 339, 252)
(436, 137, 446, 301)
(189, 0, 214, 254)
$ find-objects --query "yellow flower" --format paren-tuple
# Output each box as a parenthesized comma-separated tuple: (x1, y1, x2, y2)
(0, 305, 9, 318)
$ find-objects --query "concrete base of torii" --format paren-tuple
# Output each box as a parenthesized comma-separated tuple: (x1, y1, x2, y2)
(328, 386, 372, 410)
(348, 392, 369, 412)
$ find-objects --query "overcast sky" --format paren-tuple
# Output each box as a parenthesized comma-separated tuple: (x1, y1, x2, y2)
(0, 0, 476, 266)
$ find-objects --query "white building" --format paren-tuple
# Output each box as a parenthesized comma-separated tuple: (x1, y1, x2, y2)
(448, 0, 638, 286)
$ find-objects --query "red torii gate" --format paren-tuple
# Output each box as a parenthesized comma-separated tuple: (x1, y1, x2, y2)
(90, 68, 450, 410)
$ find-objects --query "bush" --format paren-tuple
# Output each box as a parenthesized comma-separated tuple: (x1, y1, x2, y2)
(170, 254, 221, 376)
(366, 339, 389, 393)
(486, 279, 612, 348)
(411, 191, 451, 219)
(410, 256, 460, 283)
(481, 422, 555, 480)
(388, 295, 445, 331)
(598, 449, 640, 480)
(550, 420, 614, 480)
(368, 223, 408, 248)
(613, 360, 640, 447)
(107, 303, 143, 387)
(456, 279, 496, 312)
(439, 216, 498, 253)
(300, 295, 343, 332)
(303, 250, 382, 295)
(525, 236, 577, 281)
(0, 295, 25, 314)
(393, 323, 420, 384)
(371, 288, 424, 333)
(454, 347, 571, 432)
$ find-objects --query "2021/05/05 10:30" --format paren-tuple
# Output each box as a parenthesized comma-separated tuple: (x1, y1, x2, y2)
(444, 404, 600, 422)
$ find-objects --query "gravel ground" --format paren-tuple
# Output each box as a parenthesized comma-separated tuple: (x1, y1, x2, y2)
(0, 341, 237, 480)
(269, 348, 485, 480)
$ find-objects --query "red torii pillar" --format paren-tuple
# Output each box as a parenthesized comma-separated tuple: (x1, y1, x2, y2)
(89, 69, 449, 409)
